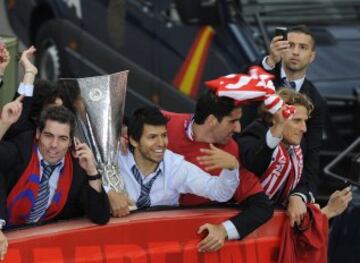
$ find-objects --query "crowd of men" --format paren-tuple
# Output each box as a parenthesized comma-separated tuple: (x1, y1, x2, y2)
(0, 25, 352, 261)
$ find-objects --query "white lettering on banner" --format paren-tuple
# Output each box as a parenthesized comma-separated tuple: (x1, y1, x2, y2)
(63, 0, 82, 19)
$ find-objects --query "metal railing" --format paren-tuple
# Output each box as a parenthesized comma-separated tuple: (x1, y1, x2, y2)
(323, 136, 360, 187)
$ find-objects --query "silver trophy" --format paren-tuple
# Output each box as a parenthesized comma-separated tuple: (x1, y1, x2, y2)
(61, 71, 129, 194)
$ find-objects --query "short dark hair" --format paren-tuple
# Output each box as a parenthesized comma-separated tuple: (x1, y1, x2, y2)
(194, 90, 240, 124)
(259, 88, 314, 125)
(38, 106, 76, 138)
(57, 79, 81, 114)
(128, 107, 168, 151)
(288, 25, 316, 50)
(30, 80, 60, 121)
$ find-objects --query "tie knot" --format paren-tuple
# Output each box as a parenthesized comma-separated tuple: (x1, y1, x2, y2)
(131, 165, 143, 185)
(280, 78, 296, 89)
(41, 160, 61, 180)
(289, 81, 296, 89)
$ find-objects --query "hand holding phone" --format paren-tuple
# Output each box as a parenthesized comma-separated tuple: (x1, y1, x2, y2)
(267, 27, 289, 67)
(340, 180, 352, 190)
(73, 136, 80, 150)
(274, 27, 288, 41)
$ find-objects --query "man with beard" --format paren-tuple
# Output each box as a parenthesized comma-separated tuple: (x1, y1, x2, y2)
(164, 91, 273, 252)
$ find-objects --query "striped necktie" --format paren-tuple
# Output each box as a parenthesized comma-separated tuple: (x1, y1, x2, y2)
(27, 160, 60, 223)
(131, 165, 161, 209)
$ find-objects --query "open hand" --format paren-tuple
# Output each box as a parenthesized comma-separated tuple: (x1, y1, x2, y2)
(19, 46, 38, 75)
(197, 144, 238, 171)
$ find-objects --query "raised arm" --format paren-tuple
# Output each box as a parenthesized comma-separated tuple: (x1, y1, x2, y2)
(236, 108, 287, 177)
(73, 139, 110, 225)
(0, 96, 24, 140)
(4, 47, 39, 139)
(19, 46, 38, 86)
(0, 94, 23, 261)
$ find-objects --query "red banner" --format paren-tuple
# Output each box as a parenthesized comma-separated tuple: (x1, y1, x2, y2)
(5, 208, 287, 262)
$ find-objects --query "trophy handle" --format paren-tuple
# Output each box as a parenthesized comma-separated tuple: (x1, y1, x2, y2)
(100, 164, 138, 211)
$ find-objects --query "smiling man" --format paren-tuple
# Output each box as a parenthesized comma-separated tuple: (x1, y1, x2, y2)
(113, 106, 239, 212)
(163, 91, 273, 252)
(0, 105, 110, 260)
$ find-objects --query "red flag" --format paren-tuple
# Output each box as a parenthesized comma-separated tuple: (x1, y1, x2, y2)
(205, 66, 295, 119)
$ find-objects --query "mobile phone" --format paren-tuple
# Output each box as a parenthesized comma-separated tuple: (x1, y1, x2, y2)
(274, 27, 288, 41)
(340, 180, 352, 190)
(73, 136, 80, 150)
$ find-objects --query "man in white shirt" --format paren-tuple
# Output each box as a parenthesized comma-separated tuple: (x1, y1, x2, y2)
(108, 107, 239, 212)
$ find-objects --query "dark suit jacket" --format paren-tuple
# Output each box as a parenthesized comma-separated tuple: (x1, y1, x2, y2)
(240, 61, 327, 194)
(0, 130, 110, 226)
(237, 120, 313, 202)
(272, 64, 327, 194)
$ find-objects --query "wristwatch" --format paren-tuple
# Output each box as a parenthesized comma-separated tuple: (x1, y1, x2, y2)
(87, 173, 102, 181)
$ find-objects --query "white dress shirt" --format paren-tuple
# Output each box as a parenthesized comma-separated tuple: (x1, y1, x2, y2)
(118, 149, 239, 207)
(18, 82, 34, 96)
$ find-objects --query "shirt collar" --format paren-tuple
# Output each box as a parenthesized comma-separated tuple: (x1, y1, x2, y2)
(184, 115, 195, 141)
(36, 148, 65, 168)
(127, 151, 163, 177)
(280, 67, 305, 92)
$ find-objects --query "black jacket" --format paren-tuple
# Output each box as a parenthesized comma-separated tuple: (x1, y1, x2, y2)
(236, 120, 313, 202)
(0, 130, 110, 226)
(240, 61, 327, 194)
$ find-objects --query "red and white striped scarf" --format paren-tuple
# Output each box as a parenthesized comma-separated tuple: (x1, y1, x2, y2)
(261, 144, 303, 204)
(205, 66, 296, 119)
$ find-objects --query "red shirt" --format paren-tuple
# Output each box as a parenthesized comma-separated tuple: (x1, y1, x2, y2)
(164, 111, 263, 205)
